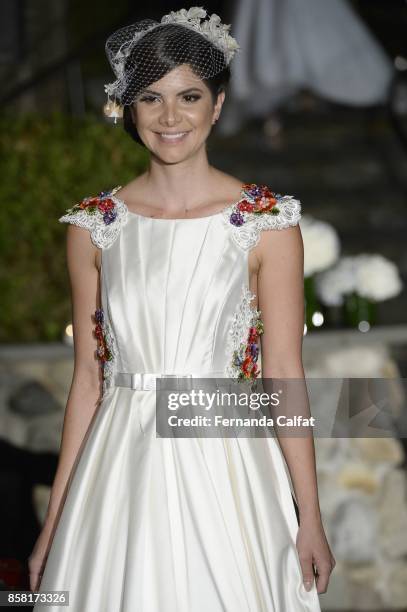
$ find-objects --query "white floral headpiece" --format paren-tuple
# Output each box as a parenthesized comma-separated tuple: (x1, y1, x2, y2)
(160, 7, 240, 64)
(103, 6, 240, 114)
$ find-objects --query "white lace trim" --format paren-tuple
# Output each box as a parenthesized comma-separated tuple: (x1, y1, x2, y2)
(59, 186, 128, 250)
(224, 284, 263, 380)
(221, 195, 302, 251)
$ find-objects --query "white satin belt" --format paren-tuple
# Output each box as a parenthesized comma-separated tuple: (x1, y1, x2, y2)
(114, 371, 227, 391)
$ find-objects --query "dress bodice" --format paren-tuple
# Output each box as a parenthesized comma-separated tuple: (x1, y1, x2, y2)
(59, 184, 302, 395)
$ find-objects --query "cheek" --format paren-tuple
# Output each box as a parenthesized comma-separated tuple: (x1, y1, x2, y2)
(132, 107, 147, 129)
(186, 104, 215, 127)
(131, 104, 159, 130)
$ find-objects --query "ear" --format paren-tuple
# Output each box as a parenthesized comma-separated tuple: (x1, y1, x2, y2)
(212, 90, 226, 124)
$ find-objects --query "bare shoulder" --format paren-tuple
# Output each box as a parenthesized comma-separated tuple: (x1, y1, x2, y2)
(65, 221, 98, 251)
(211, 169, 245, 198)
(257, 223, 303, 264)
(114, 173, 148, 203)
(66, 223, 99, 271)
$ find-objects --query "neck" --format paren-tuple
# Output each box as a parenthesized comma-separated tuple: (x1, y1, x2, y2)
(143, 148, 217, 211)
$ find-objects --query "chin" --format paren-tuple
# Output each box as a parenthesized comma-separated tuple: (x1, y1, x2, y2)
(155, 152, 195, 165)
(151, 143, 203, 164)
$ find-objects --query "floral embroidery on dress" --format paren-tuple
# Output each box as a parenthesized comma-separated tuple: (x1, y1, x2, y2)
(59, 186, 128, 249)
(225, 284, 264, 381)
(93, 307, 117, 394)
(222, 183, 302, 251)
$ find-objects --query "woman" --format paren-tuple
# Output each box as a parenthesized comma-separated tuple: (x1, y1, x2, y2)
(29, 7, 335, 611)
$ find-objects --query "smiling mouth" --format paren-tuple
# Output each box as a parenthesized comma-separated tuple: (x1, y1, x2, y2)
(156, 131, 190, 142)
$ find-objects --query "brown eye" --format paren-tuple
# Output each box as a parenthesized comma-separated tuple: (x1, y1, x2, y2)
(183, 94, 201, 102)
(140, 95, 160, 103)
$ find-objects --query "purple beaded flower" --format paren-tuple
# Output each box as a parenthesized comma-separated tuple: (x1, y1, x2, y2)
(244, 184, 263, 198)
(250, 343, 259, 359)
(230, 211, 245, 226)
(95, 308, 104, 324)
(102, 208, 118, 225)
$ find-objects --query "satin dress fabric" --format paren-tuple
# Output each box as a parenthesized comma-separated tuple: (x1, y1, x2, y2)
(34, 210, 322, 612)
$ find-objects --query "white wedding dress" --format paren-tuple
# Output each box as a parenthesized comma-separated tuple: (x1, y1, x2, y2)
(33, 184, 322, 612)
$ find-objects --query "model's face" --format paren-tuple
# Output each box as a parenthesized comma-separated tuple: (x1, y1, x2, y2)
(130, 64, 225, 163)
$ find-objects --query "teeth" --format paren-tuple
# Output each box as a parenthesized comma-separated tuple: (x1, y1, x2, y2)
(159, 132, 188, 139)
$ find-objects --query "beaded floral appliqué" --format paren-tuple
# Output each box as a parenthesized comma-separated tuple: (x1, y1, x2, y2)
(93, 308, 117, 394)
(225, 285, 264, 381)
(59, 186, 127, 249)
(222, 183, 302, 251)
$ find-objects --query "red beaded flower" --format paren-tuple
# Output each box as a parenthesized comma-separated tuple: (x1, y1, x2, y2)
(237, 199, 255, 213)
(97, 198, 115, 213)
(253, 194, 278, 213)
(78, 196, 100, 210)
(65, 190, 118, 225)
(232, 316, 264, 381)
(230, 183, 280, 227)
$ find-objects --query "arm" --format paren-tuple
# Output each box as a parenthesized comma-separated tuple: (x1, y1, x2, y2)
(257, 224, 320, 522)
(43, 223, 102, 528)
(257, 224, 335, 593)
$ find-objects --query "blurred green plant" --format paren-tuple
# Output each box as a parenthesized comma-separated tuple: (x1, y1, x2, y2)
(0, 112, 149, 342)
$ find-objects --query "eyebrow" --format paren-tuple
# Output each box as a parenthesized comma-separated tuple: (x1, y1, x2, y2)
(140, 87, 204, 96)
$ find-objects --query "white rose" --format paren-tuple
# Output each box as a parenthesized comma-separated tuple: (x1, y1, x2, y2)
(300, 215, 341, 277)
(208, 13, 221, 26)
(187, 7, 207, 20)
(315, 257, 358, 306)
(104, 83, 116, 96)
(355, 254, 403, 301)
(226, 36, 240, 52)
(162, 9, 189, 24)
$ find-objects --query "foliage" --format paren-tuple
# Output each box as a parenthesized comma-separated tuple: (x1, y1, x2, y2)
(0, 112, 149, 341)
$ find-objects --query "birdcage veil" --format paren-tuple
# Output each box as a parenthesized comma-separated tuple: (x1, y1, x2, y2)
(103, 7, 240, 120)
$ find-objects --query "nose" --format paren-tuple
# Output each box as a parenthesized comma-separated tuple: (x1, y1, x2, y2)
(159, 100, 181, 127)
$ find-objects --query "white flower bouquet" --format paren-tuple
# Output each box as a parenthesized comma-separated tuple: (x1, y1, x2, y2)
(315, 254, 403, 306)
(315, 254, 403, 328)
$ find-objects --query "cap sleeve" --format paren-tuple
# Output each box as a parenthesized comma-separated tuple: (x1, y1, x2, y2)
(59, 187, 128, 249)
(221, 184, 302, 251)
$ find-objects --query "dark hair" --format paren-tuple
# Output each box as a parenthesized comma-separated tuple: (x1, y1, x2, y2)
(121, 23, 231, 146)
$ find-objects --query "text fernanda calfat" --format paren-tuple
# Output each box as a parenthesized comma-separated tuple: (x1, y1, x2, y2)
(167, 415, 316, 427)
